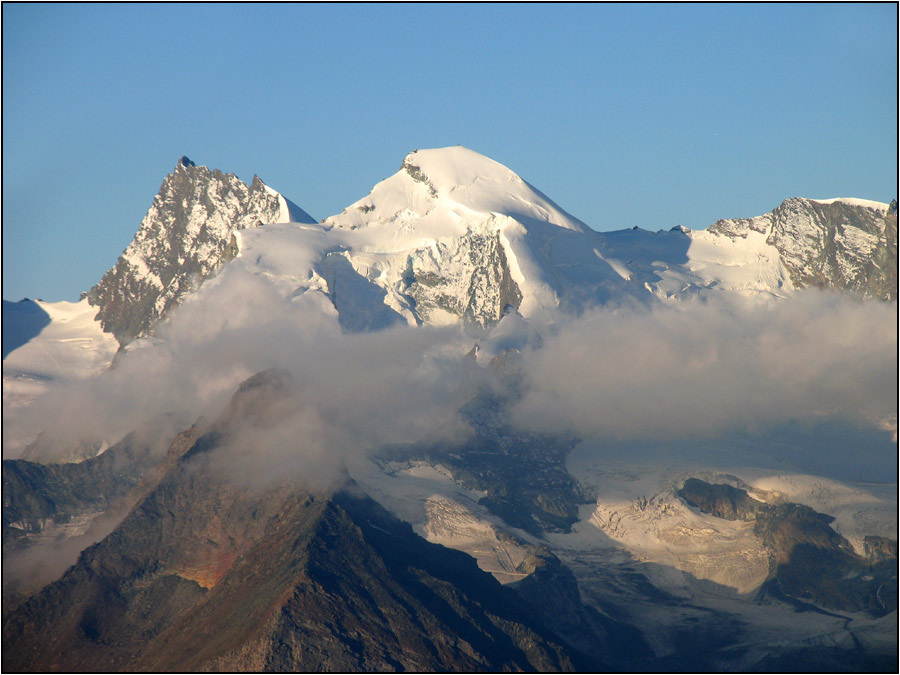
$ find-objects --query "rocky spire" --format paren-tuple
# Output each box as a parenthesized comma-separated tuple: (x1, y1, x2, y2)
(86, 158, 313, 346)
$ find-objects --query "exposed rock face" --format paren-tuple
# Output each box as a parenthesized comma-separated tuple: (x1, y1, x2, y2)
(708, 197, 897, 300)
(85, 157, 313, 346)
(405, 229, 523, 327)
(675, 477, 764, 522)
(678, 478, 898, 616)
(864, 535, 898, 563)
(400, 155, 438, 197)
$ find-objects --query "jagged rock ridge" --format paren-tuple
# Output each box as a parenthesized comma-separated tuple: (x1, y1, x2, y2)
(85, 157, 314, 345)
(707, 197, 897, 300)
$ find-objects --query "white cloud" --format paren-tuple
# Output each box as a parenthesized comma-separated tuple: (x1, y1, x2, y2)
(509, 291, 897, 441)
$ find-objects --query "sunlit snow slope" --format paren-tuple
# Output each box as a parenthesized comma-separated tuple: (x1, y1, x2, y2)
(2, 299, 119, 446)
(319, 146, 646, 326)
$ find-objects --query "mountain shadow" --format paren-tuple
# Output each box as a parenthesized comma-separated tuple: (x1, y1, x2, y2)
(318, 251, 407, 332)
(2, 299, 51, 358)
(594, 225, 693, 300)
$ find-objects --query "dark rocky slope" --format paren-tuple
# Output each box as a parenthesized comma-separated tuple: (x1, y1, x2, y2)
(2, 371, 590, 672)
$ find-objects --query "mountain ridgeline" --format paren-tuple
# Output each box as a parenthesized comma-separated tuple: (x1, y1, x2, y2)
(78, 148, 895, 347)
(3, 148, 897, 672)
(708, 197, 898, 301)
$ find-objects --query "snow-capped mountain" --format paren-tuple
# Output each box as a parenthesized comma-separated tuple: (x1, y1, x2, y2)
(2, 147, 896, 672)
(11, 147, 895, 358)
(188, 148, 897, 335)
(85, 156, 314, 346)
(318, 146, 644, 326)
(600, 197, 896, 303)
(174, 148, 897, 339)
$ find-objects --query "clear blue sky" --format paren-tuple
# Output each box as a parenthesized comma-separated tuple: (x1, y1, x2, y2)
(3, 3, 897, 302)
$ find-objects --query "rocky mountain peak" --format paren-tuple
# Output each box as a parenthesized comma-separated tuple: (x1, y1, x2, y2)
(768, 198, 897, 300)
(86, 159, 313, 346)
(705, 197, 897, 300)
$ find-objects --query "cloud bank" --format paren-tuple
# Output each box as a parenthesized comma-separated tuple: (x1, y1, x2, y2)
(4, 263, 896, 486)
(4, 269, 481, 472)
(510, 292, 897, 441)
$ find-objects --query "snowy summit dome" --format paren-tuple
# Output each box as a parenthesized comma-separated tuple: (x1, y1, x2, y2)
(398, 146, 525, 196)
(324, 146, 587, 237)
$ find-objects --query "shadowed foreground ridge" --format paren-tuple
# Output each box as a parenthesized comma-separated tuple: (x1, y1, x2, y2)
(1, 371, 588, 673)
